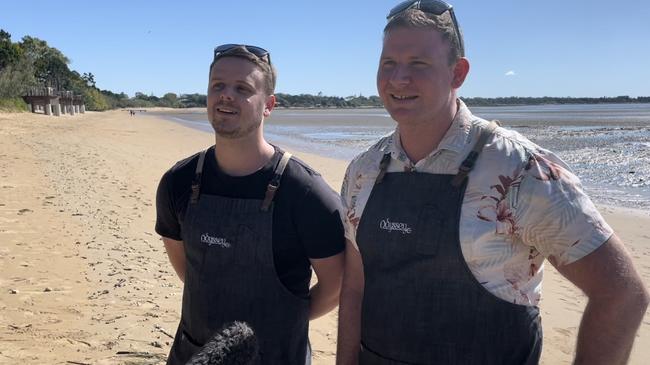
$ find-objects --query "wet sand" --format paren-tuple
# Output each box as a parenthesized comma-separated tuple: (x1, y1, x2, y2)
(154, 107, 650, 209)
(0, 109, 648, 364)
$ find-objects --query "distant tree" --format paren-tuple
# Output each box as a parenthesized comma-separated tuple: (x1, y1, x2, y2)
(0, 30, 10, 42)
(162, 92, 179, 107)
(368, 95, 383, 106)
(19, 36, 72, 89)
(275, 93, 289, 107)
(82, 87, 110, 111)
(179, 93, 207, 107)
(82, 72, 96, 88)
(0, 29, 22, 70)
(0, 56, 37, 97)
(20, 36, 68, 63)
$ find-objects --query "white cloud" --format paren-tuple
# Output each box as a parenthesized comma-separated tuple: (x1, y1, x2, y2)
(505, 70, 516, 76)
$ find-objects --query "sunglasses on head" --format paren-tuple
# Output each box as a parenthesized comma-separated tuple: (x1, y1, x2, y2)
(213, 44, 272, 65)
(387, 0, 465, 57)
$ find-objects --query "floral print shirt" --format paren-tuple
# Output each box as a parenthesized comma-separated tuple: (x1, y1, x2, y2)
(341, 100, 613, 305)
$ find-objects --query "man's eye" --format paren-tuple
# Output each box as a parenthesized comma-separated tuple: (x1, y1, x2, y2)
(212, 83, 224, 90)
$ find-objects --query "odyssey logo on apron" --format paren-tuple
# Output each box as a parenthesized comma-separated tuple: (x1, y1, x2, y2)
(379, 218, 413, 234)
(200, 232, 231, 248)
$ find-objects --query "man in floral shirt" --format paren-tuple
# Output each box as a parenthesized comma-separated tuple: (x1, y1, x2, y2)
(336, 1, 649, 364)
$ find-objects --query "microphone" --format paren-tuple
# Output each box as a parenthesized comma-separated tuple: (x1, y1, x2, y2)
(185, 321, 259, 365)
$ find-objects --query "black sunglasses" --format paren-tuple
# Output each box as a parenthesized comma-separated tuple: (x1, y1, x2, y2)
(387, 0, 465, 57)
(213, 44, 272, 65)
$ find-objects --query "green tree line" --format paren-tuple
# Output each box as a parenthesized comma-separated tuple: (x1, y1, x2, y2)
(275, 93, 383, 108)
(0, 30, 111, 111)
(1, 29, 649, 112)
(462, 96, 650, 106)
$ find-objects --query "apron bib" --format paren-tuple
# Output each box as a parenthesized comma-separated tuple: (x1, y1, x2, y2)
(357, 123, 542, 364)
(167, 150, 310, 365)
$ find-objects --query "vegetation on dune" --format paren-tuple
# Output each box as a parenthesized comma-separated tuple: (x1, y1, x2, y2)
(0, 30, 112, 111)
(1, 29, 648, 112)
(0, 97, 28, 111)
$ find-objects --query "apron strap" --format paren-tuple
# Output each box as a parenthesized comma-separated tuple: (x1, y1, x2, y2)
(260, 151, 293, 212)
(190, 148, 209, 204)
(451, 120, 500, 187)
(374, 153, 393, 185)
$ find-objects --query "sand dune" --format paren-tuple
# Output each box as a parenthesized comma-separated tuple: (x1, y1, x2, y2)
(0, 110, 648, 364)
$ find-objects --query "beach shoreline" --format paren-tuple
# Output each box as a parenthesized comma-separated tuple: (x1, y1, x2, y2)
(149, 106, 650, 211)
(0, 110, 648, 364)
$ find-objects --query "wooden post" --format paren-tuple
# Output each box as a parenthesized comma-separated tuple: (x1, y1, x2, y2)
(45, 103, 52, 115)
(80, 105, 86, 113)
(53, 104, 61, 116)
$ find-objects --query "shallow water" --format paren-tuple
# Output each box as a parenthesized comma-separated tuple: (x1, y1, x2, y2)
(150, 103, 650, 210)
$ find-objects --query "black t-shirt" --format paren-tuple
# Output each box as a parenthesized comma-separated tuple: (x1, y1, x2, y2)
(155, 145, 345, 298)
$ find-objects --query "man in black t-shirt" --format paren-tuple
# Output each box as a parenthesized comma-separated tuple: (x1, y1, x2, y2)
(155, 44, 345, 365)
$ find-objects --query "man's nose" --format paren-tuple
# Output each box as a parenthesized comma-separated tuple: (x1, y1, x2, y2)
(389, 65, 411, 87)
(217, 87, 235, 101)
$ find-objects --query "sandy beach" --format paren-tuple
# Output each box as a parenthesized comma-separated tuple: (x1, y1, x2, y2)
(0, 110, 648, 364)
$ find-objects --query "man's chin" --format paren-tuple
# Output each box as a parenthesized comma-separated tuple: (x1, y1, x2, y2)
(214, 130, 241, 139)
(386, 108, 416, 124)
(211, 126, 244, 139)
(211, 122, 260, 140)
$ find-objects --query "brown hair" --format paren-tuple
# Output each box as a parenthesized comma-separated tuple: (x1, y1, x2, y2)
(209, 46, 277, 95)
(384, 8, 463, 65)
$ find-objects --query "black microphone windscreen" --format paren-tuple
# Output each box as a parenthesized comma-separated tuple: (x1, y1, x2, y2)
(185, 321, 258, 365)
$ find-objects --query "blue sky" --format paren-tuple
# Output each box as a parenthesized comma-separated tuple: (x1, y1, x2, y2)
(2, 0, 649, 98)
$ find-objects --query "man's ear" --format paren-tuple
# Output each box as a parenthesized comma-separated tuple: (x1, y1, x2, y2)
(451, 58, 470, 89)
(264, 95, 276, 117)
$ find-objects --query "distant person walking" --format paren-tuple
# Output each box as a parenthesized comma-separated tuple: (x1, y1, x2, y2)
(156, 44, 345, 364)
(336, 1, 649, 364)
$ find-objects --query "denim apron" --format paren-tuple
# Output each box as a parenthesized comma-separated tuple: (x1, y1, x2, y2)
(357, 123, 542, 364)
(167, 149, 310, 365)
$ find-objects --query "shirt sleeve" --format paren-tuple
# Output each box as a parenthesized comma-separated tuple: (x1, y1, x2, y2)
(293, 175, 346, 259)
(340, 162, 358, 246)
(514, 148, 614, 266)
(155, 170, 182, 241)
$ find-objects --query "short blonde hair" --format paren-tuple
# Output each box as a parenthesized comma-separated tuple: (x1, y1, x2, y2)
(384, 8, 462, 65)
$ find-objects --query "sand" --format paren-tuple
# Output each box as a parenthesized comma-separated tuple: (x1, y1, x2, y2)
(0, 109, 648, 364)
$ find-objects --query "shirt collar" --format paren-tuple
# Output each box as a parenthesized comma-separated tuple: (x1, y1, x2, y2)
(386, 99, 475, 163)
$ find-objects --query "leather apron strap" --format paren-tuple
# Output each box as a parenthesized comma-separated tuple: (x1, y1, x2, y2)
(451, 120, 500, 187)
(373, 120, 499, 188)
(190, 148, 209, 204)
(260, 152, 292, 212)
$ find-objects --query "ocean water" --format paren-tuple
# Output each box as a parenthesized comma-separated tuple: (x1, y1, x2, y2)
(150, 103, 650, 210)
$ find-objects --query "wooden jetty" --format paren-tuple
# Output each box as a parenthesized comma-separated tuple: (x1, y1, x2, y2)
(22, 87, 86, 116)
